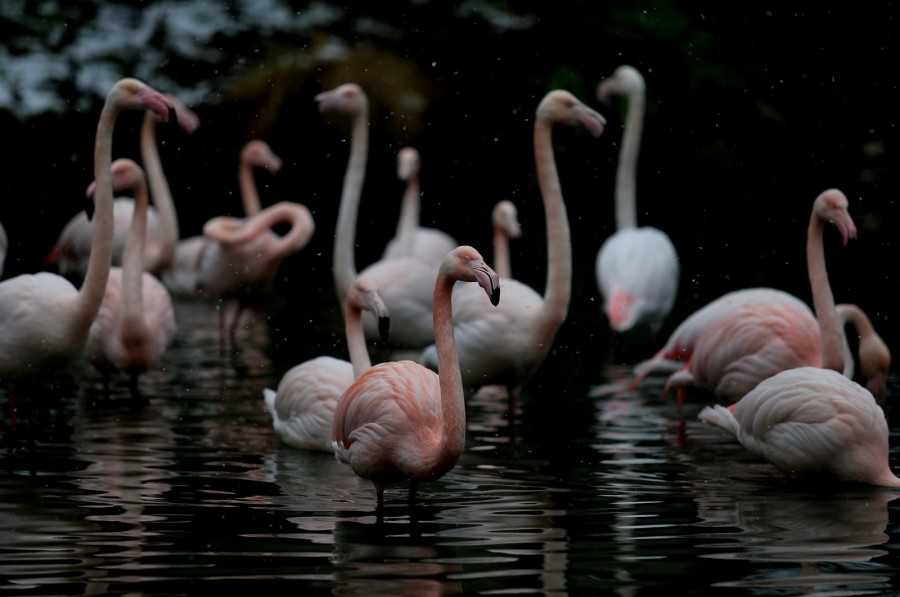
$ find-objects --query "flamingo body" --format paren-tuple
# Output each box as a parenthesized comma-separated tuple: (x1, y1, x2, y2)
(699, 367, 900, 487)
(332, 246, 500, 507)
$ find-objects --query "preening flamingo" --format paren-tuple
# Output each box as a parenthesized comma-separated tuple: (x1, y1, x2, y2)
(48, 95, 197, 282)
(194, 200, 315, 338)
(163, 139, 282, 297)
(698, 367, 900, 487)
(332, 245, 500, 508)
(263, 274, 390, 452)
(491, 200, 522, 279)
(381, 146, 458, 263)
(84, 158, 176, 396)
(633, 188, 857, 404)
(318, 83, 440, 351)
(595, 65, 679, 341)
(418, 90, 605, 407)
(836, 303, 891, 402)
(0, 78, 170, 418)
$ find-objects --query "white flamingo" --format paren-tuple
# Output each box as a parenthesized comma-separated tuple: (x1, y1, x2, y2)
(595, 65, 680, 342)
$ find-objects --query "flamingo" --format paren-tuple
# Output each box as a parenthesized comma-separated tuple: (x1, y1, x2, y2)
(595, 65, 680, 342)
(318, 83, 441, 351)
(0, 221, 7, 279)
(163, 139, 282, 297)
(84, 159, 176, 396)
(698, 367, 900, 487)
(836, 303, 891, 402)
(263, 274, 390, 452)
(633, 188, 857, 404)
(194, 200, 315, 339)
(381, 146, 458, 263)
(418, 90, 605, 408)
(0, 78, 170, 421)
(491, 200, 522, 280)
(332, 245, 500, 508)
(47, 95, 198, 282)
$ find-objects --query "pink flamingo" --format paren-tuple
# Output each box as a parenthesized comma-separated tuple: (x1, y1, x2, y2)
(194, 200, 315, 339)
(699, 366, 900, 487)
(491, 200, 522, 279)
(318, 83, 441, 351)
(0, 221, 7, 279)
(633, 188, 857, 404)
(48, 95, 197, 282)
(381, 146, 458, 263)
(418, 90, 605, 409)
(0, 78, 170, 422)
(836, 303, 891, 403)
(332, 245, 500, 508)
(84, 158, 177, 396)
(595, 65, 680, 341)
(163, 139, 283, 297)
(263, 274, 390, 452)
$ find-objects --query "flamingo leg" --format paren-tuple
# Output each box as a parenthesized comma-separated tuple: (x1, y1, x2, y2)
(408, 480, 420, 506)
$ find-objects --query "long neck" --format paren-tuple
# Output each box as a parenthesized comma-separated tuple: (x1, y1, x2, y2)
(808, 211, 843, 372)
(343, 301, 372, 378)
(332, 106, 368, 299)
(140, 114, 178, 272)
(392, 171, 420, 257)
(206, 202, 313, 262)
(615, 88, 643, 230)
(493, 225, 512, 279)
(533, 118, 572, 342)
(433, 274, 466, 465)
(121, 172, 149, 340)
(74, 102, 118, 334)
(239, 155, 263, 217)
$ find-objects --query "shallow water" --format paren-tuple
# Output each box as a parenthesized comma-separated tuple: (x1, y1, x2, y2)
(1, 299, 899, 596)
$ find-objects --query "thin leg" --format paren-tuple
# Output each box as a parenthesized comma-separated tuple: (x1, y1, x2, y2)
(375, 482, 385, 509)
(408, 480, 419, 506)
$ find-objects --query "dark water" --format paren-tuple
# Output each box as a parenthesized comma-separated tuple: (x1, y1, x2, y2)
(1, 299, 899, 596)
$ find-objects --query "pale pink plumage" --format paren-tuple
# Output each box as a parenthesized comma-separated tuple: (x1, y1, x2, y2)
(836, 303, 891, 403)
(0, 79, 170, 388)
(418, 90, 605, 404)
(163, 139, 282, 297)
(491, 200, 522, 280)
(84, 159, 176, 393)
(264, 275, 390, 452)
(382, 146, 457, 263)
(698, 366, 900, 487)
(49, 95, 197, 282)
(332, 246, 500, 508)
(596, 65, 679, 336)
(319, 84, 440, 351)
(633, 188, 858, 404)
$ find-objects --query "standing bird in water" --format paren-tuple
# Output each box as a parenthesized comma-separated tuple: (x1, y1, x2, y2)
(84, 159, 176, 397)
(418, 90, 605, 412)
(595, 65, 679, 349)
(0, 78, 170, 423)
(263, 274, 390, 452)
(491, 200, 522, 280)
(699, 367, 900, 488)
(835, 303, 891, 403)
(633, 188, 856, 405)
(332, 246, 500, 508)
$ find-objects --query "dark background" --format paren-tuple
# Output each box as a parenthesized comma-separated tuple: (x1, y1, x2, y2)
(1, 1, 897, 373)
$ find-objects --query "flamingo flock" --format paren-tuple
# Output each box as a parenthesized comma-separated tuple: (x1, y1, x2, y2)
(0, 68, 895, 509)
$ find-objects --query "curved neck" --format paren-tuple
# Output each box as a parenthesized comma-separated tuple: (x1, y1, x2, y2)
(615, 88, 643, 230)
(205, 202, 314, 262)
(239, 154, 263, 217)
(808, 211, 843, 371)
(392, 171, 420, 257)
(140, 113, 178, 272)
(493, 225, 512, 279)
(433, 273, 466, 465)
(343, 300, 373, 378)
(533, 118, 572, 338)
(121, 171, 150, 339)
(75, 101, 118, 334)
(332, 105, 368, 299)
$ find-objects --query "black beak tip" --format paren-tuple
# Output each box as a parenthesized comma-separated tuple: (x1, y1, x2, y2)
(490, 287, 500, 307)
(378, 316, 390, 343)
